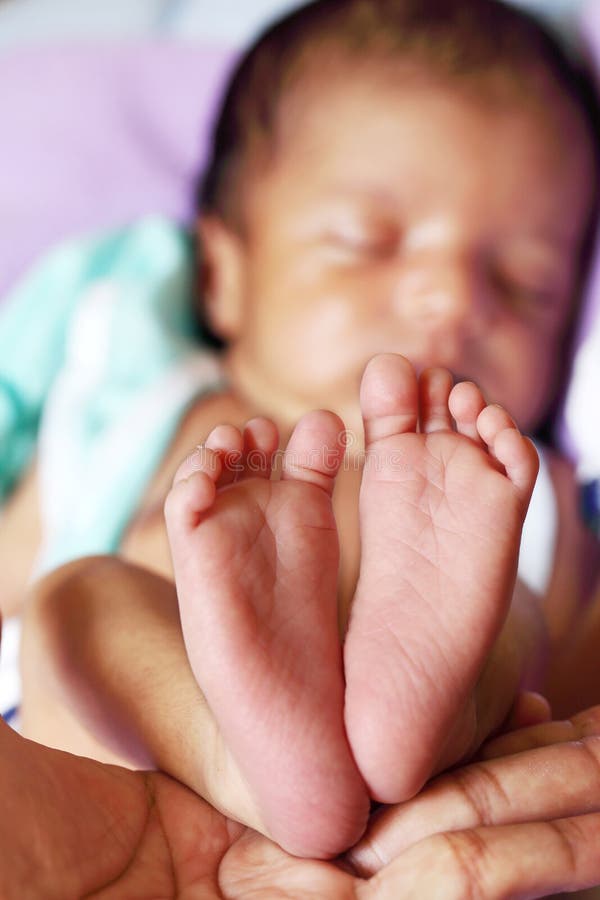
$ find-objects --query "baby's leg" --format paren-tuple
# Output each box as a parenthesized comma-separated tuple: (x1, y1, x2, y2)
(21, 556, 259, 826)
(165, 413, 369, 858)
(344, 354, 539, 803)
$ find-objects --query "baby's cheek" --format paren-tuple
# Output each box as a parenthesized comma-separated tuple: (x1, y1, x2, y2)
(288, 305, 357, 377)
(510, 344, 558, 429)
(305, 296, 357, 340)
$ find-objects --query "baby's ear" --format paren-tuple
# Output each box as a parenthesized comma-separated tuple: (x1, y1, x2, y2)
(197, 216, 246, 341)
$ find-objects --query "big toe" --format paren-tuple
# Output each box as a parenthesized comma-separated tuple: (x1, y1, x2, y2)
(360, 354, 418, 446)
(281, 409, 347, 495)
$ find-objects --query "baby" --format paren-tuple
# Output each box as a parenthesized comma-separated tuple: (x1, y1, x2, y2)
(19, 0, 599, 860)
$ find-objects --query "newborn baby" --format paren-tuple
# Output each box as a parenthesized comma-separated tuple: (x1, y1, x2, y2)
(19, 0, 599, 859)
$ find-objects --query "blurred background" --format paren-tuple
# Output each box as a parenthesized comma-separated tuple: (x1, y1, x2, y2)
(0, 0, 588, 46)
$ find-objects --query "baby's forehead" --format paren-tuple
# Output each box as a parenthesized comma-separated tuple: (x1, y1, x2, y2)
(244, 69, 594, 269)
(201, 1, 599, 246)
(282, 46, 583, 131)
(275, 58, 591, 180)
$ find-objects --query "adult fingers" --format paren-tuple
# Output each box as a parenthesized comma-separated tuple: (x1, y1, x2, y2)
(502, 690, 553, 730)
(360, 812, 600, 899)
(348, 734, 600, 876)
(481, 704, 600, 761)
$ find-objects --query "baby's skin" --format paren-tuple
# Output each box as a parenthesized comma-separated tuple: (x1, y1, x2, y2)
(165, 353, 539, 856)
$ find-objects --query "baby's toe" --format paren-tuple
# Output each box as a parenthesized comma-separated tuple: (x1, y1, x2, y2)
(360, 354, 418, 446)
(449, 381, 487, 445)
(418, 368, 454, 434)
(206, 424, 245, 486)
(492, 428, 539, 502)
(242, 417, 279, 479)
(477, 405, 539, 503)
(281, 409, 346, 494)
(164, 470, 218, 533)
(476, 402, 538, 499)
(171, 444, 223, 487)
(166, 442, 226, 531)
(476, 404, 516, 456)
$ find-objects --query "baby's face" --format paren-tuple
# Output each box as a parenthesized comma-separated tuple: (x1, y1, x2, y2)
(213, 74, 594, 434)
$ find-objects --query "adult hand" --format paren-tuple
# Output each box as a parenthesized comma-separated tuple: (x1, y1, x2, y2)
(3, 708, 600, 898)
(346, 705, 600, 897)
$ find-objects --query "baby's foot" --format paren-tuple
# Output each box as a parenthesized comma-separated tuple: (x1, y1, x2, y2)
(164, 413, 368, 858)
(344, 354, 539, 803)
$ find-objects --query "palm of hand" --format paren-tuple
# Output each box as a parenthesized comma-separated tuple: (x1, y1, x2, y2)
(10, 706, 600, 899)
(41, 759, 354, 898)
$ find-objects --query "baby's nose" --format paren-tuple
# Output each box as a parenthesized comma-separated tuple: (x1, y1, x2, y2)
(391, 254, 482, 333)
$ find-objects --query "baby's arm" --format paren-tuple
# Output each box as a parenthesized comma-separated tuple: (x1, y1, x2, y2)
(544, 571, 600, 718)
(20, 556, 266, 835)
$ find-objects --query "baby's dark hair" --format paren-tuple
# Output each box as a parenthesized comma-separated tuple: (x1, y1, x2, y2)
(199, 0, 599, 230)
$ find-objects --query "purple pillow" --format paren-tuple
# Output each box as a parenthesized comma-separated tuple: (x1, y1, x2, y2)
(0, 42, 236, 301)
